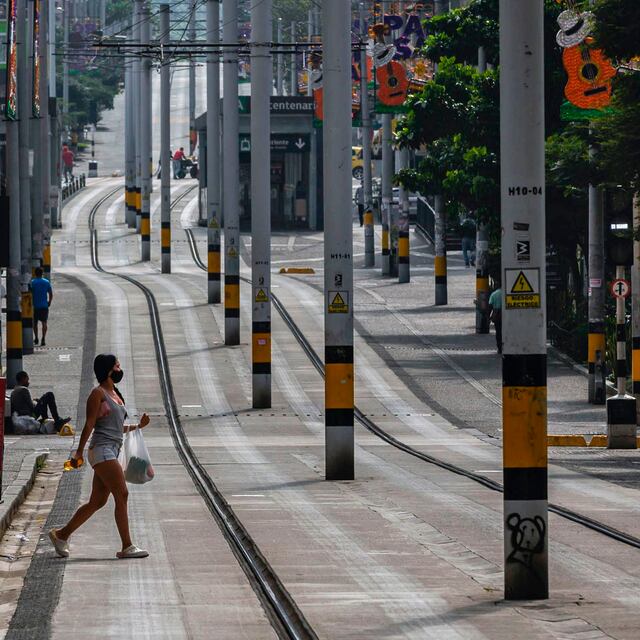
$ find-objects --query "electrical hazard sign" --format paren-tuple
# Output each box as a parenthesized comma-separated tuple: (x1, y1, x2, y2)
(254, 288, 269, 303)
(328, 291, 349, 313)
(505, 268, 540, 309)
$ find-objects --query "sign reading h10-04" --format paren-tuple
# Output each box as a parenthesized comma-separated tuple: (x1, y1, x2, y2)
(611, 278, 630, 299)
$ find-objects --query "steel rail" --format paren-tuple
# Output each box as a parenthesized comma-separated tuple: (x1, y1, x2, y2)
(87, 190, 318, 640)
(183, 227, 640, 552)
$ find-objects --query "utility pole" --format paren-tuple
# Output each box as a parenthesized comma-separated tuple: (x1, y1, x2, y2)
(47, 0, 57, 243)
(160, 4, 171, 272)
(476, 45, 490, 332)
(276, 17, 283, 95)
(124, 46, 135, 227)
(251, 0, 272, 408)
(6, 1, 23, 384)
(587, 145, 606, 403)
(360, 2, 374, 268)
(380, 2, 392, 276)
(134, 1, 142, 233)
(62, 0, 69, 123)
(322, 0, 354, 481)
(433, 0, 447, 305)
(223, 0, 240, 344)
(40, 0, 51, 279)
(633, 193, 640, 419)
(500, 0, 548, 601)
(18, 0, 33, 354)
(189, 0, 196, 155)
(32, 0, 45, 272)
(206, 0, 221, 303)
(398, 148, 410, 283)
(140, 2, 151, 261)
(290, 21, 297, 96)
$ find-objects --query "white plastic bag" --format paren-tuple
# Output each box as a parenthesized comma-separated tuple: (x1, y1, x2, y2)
(12, 412, 41, 435)
(121, 429, 154, 484)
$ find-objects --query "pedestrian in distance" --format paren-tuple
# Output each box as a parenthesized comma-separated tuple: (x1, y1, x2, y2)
(62, 144, 74, 182)
(354, 185, 365, 227)
(49, 354, 151, 560)
(488, 283, 503, 354)
(172, 146, 185, 179)
(460, 214, 476, 267)
(31, 266, 52, 346)
(10, 371, 70, 431)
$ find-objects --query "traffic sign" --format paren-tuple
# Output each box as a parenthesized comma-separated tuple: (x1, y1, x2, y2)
(611, 278, 630, 299)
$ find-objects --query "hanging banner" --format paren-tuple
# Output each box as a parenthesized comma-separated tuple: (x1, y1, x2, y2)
(4, 0, 17, 119)
(32, 0, 40, 117)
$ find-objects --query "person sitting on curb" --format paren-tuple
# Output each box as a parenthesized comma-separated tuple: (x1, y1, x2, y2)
(10, 371, 70, 431)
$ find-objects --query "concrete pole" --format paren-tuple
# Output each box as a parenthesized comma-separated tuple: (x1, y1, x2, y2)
(398, 148, 410, 283)
(100, 0, 106, 30)
(360, 3, 374, 268)
(62, 0, 69, 122)
(476, 46, 490, 332)
(189, 0, 196, 155)
(124, 50, 135, 227)
(587, 149, 606, 403)
(140, 3, 151, 261)
(500, 0, 548, 601)
(433, 0, 447, 304)
(633, 193, 640, 419)
(160, 4, 171, 273)
(380, 3, 392, 276)
(223, 0, 240, 345)
(32, 0, 45, 270)
(134, 1, 142, 233)
(322, 0, 354, 481)
(18, 0, 33, 354)
(40, 0, 51, 276)
(251, 0, 272, 408)
(276, 18, 283, 95)
(290, 21, 296, 96)
(307, 9, 317, 231)
(47, 0, 58, 240)
(206, 0, 221, 302)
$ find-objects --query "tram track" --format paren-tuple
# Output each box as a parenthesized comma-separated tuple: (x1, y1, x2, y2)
(183, 226, 640, 553)
(87, 187, 318, 640)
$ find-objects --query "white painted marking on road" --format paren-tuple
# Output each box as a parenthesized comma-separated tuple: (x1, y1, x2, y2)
(58, 354, 71, 361)
(181, 404, 203, 408)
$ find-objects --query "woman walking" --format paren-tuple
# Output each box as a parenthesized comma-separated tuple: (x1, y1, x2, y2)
(49, 354, 150, 559)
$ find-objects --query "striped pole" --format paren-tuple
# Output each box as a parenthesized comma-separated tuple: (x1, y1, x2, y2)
(206, 0, 221, 303)
(323, 0, 354, 480)
(251, 0, 272, 408)
(633, 194, 640, 417)
(434, 194, 447, 305)
(398, 149, 410, 283)
(223, 0, 240, 344)
(500, 0, 548, 600)
(124, 54, 136, 228)
(134, 1, 142, 234)
(381, 115, 392, 276)
(160, 4, 171, 273)
(607, 265, 637, 449)
(360, 3, 374, 269)
(140, 3, 151, 261)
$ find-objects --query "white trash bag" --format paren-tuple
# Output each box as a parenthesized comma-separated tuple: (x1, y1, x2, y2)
(12, 413, 42, 435)
(121, 429, 154, 484)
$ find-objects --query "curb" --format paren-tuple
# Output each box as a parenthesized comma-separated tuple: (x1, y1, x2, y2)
(0, 451, 49, 538)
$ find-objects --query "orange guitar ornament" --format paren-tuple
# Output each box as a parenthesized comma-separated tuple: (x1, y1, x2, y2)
(372, 24, 409, 108)
(556, 2, 616, 110)
(309, 52, 323, 121)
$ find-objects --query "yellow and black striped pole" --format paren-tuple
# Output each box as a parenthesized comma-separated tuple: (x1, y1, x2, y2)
(250, 0, 271, 407)
(206, 0, 221, 303)
(500, 0, 548, 600)
(159, 4, 171, 273)
(140, 6, 151, 262)
(434, 194, 447, 304)
(21, 290, 33, 355)
(323, 0, 354, 480)
(398, 150, 410, 283)
(223, 0, 240, 345)
(632, 194, 640, 414)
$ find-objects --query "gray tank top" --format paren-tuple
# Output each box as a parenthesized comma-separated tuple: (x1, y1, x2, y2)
(89, 388, 127, 447)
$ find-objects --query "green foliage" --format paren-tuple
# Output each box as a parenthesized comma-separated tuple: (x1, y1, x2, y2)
(273, 0, 312, 26)
(106, 0, 133, 27)
(592, 0, 640, 61)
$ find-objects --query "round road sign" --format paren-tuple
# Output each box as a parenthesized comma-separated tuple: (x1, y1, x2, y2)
(611, 278, 631, 299)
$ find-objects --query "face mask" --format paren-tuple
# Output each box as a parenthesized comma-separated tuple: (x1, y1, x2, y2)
(110, 369, 124, 383)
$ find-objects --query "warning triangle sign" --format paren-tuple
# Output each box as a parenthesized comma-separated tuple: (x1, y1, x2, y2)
(511, 271, 534, 293)
(255, 289, 268, 303)
(331, 292, 345, 306)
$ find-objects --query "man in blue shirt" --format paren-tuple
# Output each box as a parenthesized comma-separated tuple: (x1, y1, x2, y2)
(31, 267, 53, 346)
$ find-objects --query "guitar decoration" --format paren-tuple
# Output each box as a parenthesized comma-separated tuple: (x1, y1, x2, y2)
(556, 1, 616, 110)
(309, 52, 323, 122)
(372, 23, 409, 108)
